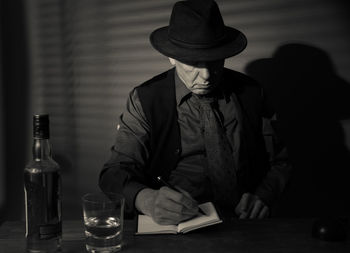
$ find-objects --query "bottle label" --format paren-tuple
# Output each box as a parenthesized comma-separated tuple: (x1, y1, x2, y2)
(24, 169, 62, 239)
(40, 223, 62, 239)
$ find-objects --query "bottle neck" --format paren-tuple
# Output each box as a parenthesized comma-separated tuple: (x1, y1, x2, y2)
(32, 139, 52, 161)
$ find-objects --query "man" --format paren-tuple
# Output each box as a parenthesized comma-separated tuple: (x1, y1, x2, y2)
(99, 0, 291, 225)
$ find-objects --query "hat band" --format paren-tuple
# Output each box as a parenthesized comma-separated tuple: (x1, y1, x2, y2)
(168, 33, 227, 49)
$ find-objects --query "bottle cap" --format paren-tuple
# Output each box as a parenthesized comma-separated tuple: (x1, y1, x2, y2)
(33, 114, 50, 139)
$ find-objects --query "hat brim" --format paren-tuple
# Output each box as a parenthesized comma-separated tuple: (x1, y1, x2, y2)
(150, 26, 247, 62)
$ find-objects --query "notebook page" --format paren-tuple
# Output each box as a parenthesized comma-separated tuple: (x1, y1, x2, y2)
(136, 215, 178, 234)
(177, 202, 222, 233)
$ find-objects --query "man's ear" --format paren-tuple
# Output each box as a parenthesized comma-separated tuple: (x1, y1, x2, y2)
(169, 57, 176, 66)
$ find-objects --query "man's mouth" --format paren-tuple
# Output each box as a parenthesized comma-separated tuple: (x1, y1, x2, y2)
(194, 83, 210, 88)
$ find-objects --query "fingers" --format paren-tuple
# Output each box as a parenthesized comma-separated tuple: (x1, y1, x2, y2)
(156, 193, 197, 216)
(238, 193, 251, 213)
(235, 193, 269, 219)
(235, 193, 252, 219)
(152, 186, 198, 224)
(258, 206, 269, 219)
(159, 187, 197, 210)
(249, 200, 263, 219)
(175, 187, 199, 210)
(153, 206, 189, 225)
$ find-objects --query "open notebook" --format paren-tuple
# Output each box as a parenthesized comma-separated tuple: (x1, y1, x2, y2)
(135, 202, 222, 235)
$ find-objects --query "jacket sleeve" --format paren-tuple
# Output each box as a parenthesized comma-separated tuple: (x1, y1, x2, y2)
(254, 114, 293, 206)
(99, 89, 151, 216)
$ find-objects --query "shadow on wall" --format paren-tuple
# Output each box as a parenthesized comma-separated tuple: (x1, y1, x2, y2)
(246, 43, 350, 217)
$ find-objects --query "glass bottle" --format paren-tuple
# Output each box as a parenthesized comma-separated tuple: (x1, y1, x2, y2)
(24, 114, 62, 252)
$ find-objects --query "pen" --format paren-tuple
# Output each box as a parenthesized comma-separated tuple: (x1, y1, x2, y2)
(156, 176, 206, 215)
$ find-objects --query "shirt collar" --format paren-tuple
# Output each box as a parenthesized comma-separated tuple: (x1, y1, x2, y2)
(174, 69, 231, 106)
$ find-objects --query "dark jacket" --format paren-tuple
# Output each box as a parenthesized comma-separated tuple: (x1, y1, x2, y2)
(100, 68, 271, 216)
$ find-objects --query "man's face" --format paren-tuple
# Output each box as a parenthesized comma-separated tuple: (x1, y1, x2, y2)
(169, 58, 225, 95)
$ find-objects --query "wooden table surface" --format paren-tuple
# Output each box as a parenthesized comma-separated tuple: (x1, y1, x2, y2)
(0, 219, 349, 253)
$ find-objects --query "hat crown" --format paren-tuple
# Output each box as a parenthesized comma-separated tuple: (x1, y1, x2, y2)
(149, 0, 247, 62)
(168, 0, 226, 48)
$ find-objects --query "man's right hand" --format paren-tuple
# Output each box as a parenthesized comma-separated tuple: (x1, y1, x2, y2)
(135, 186, 199, 225)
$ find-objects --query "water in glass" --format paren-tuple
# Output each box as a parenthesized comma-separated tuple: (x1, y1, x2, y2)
(84, 216, 122, 252)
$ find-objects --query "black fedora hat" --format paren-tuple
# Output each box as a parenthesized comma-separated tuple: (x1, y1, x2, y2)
(150, 0, 247, 62)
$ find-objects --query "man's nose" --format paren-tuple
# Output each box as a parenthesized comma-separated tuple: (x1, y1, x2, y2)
(199, 67, 210, 80)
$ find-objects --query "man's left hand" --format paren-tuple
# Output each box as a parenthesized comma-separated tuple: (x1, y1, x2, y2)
(234, 193, 269, 219)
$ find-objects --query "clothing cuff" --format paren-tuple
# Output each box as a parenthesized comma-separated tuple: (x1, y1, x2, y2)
(254, 186, 275, 207)
(123, 181, 148, 216)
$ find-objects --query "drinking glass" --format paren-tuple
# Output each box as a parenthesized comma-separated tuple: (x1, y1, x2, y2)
(82, 192, 125, 252)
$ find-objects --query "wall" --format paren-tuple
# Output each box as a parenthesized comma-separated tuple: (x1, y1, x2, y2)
(24, 0, 350, 218)
(1, 0, 29, 221)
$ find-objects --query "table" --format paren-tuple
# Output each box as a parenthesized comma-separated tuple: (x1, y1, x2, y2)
(0, 219, 349, 252)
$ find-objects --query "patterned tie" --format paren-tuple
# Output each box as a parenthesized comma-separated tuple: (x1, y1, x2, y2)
(197, 95, 238, 208)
